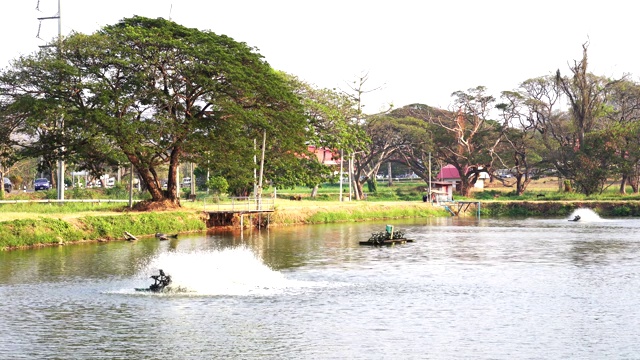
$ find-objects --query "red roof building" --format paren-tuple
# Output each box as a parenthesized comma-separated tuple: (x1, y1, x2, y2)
(436, 164, 490, 190)
(437, 164, 460, 181)
(307, 146, 340, 166)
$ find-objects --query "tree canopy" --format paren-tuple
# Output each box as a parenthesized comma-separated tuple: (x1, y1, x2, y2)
(0, 16, 310, 205)
(3, 32, 640, 201)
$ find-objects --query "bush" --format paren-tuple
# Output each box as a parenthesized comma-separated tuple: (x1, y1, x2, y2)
(610, 205, 631, 216)
(394, 186, 421, 201)
(206, 176, 229, 195)
(366, 179, 378, 193)
(104, 183, 129, 199)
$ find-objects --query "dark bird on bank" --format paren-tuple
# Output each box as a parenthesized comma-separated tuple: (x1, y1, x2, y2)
(155, 233, 178, 241)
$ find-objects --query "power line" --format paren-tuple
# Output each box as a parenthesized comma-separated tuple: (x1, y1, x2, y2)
(35, 0, 61, 47)
(34, 0, 65, 201)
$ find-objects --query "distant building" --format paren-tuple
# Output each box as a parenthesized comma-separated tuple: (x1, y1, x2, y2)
(307, 146, 340, 166)
(430, 181, 454, 203)
(436, 164, 490, 190)
(473, 168, 491, 189)
(436, 164, 461, 190)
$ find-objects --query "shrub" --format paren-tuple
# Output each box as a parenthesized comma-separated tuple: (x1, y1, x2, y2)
(206, 176, 229, 196)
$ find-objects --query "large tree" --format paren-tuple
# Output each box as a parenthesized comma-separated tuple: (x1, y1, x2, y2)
(284, 74, 364, 197)
(349, 114, 413, 199)
(555, 43, 622, 195)
(384, 104, 437, 182)
(0, 17, 308, 206)
(603, 79, 640, 193)
(556, 43, 617, 147)
(496, 84, 553, 195)
(430, 87, 502, 197)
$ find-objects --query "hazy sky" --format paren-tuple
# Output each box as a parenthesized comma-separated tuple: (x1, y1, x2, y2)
(1, 0, 636, 114)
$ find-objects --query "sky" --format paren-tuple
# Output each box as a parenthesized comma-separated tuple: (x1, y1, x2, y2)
(1, 0, 638, 114)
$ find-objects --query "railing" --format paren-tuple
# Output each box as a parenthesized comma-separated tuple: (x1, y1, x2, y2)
(203, 196, 275, 212)
(0, 199, 140, 204)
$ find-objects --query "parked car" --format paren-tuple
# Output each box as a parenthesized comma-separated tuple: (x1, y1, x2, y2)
(34, 178, 51, 191)
(3, 177, 12, 193)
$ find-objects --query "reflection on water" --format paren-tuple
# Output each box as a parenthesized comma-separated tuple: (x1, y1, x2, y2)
(2, 213, 640, 359)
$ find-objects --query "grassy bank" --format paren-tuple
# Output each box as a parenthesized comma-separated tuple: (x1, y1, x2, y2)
(0, 211, 206, 250)
(269, 202, 449, 225)
(2, 195, 639, 250)
(0, 200, 448, 250)
(481, 201, 640, 217)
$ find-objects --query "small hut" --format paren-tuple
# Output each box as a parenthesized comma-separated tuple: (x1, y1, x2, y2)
(430, 181, 454, 203)
(436, 164, 461, 191)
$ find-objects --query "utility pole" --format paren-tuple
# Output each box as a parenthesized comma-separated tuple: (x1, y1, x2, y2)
(339, 149, 344, 202)
(253, 138, 257, 197)
(258, 130, 266, 209)
(190, 162, 195, 197)
(348, 153, 353, 201)
(176, 165, 180, 199)
(37, 0, 64, 200)
(428, 152, 432, 204)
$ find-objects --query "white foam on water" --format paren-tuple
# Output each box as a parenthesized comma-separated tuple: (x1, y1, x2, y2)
(568, 208, 603, 222)
(131, 246, 322, 296)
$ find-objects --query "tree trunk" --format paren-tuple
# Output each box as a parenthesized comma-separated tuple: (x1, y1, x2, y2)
(127, 149, 181, 206)
(458, 175, 471, 197)
(620, 175, 627, 194)
(558, 177, 563, 191)
(165, 148, 181, 205)
(49, 168, 57, 189)
(354, 180, 364, 200)
(516, 173, 524, 196)
(630, 173, 639, 193)
(310, 184, 318, 198)
(136, 166, 164, 201)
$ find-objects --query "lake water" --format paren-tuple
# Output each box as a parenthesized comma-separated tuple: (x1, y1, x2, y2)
(1, 208, 640, 359)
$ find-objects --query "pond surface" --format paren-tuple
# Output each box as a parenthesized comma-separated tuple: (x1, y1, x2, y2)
(1, 208, 640, 359)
